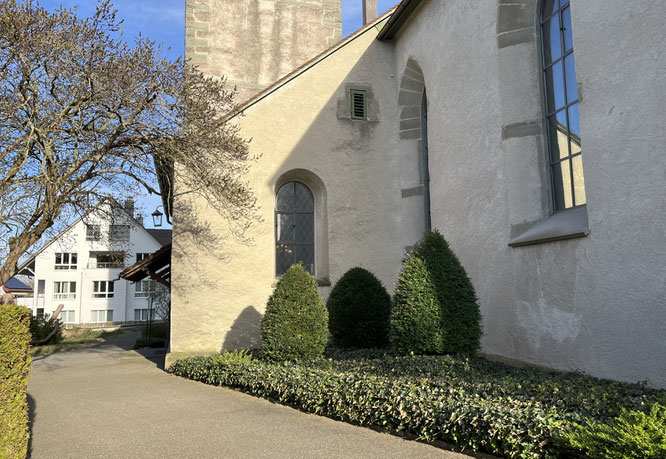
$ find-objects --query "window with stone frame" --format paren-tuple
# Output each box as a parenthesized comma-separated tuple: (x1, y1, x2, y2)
(541, 0, 586, 211)
(275, 181, 315, 276)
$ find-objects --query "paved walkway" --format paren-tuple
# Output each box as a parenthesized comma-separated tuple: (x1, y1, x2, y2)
(28, 332, 466, 458)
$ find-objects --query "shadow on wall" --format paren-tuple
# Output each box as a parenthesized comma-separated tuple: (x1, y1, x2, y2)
(222, 305, 262, 350)
(172, 197, 228, 291)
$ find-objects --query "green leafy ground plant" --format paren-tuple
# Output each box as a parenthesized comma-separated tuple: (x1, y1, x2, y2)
(169, 351, 665, 458)
(564, 402, 666, 458)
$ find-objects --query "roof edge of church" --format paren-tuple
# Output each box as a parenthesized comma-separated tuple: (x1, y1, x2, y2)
(376, 0, 423, 41)
(229, 5, 398, 118)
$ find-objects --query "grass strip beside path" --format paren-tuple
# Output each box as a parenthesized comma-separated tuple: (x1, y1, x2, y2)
(30, 327, 139, 356)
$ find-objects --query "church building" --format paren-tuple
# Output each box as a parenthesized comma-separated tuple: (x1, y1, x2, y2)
(170, 0, 666, 388)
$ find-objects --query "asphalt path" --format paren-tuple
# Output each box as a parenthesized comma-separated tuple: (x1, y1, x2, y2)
(28, 331, 467, 458)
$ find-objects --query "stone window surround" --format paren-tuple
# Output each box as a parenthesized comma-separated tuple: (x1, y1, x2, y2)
(273, 169, 330, 286)
(497, 0, 589, 247)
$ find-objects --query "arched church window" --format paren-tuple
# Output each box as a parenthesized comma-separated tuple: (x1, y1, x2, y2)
(275, 181, 315, 276)
(541, 0, 586, 211)
(421, 89, 431, 231)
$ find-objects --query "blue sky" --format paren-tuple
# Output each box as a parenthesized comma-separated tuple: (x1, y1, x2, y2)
(37, 0, 400, 227)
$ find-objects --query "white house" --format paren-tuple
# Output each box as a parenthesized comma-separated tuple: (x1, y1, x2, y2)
(18, 200, 171, 325)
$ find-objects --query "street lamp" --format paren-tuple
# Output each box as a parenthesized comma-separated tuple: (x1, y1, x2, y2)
(151, 206, 164, 227)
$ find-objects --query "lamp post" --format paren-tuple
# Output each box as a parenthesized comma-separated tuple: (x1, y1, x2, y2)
(151, 206, 164, 227)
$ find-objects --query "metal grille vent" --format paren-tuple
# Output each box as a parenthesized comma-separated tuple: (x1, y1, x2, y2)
(350, 89, 367, 120)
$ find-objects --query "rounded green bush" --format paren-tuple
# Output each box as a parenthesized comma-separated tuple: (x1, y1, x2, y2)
(261, 264, 328, 361)
(413, 230, 482, 355)
(327, 267, 391, 348)
(391, 255, 444, 354)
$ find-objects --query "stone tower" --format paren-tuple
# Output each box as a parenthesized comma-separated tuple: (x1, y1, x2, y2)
(185, 0, 343, 104)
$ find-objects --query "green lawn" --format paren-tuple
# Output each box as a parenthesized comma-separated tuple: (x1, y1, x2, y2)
(30, 326, 140, 356)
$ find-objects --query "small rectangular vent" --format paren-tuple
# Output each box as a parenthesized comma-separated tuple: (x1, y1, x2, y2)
(350, 89, 367, 120)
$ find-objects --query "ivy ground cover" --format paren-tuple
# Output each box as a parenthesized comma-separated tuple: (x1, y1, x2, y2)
(168, 351, 664, 458)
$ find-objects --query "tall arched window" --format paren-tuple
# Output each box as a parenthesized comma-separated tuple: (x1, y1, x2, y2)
(275, 181, 314, 276)
(541, 0, 586, 211)
(421, 89, 431, 231)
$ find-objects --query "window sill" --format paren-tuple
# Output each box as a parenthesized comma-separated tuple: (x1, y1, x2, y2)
(509, 205, 589, 247)
(272, 277, 330, 288)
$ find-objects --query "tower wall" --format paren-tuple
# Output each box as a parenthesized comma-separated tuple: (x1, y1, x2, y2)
(186, 0, 342, 103)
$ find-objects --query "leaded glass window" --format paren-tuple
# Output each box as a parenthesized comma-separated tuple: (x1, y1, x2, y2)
(541, 0, 586, 211)
(275, 181, 314, 276)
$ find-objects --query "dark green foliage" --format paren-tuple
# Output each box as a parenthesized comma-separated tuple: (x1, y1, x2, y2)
(29, 314, 63, 345)
(564, 402, 666, 458)
(135, 322, 169, 348)
(261, 265, 328, 361)
(0, 305, 32, 458)
(169, 351, 665, 458)
(391, 255, 443, 354)
(327, 267, 391, 348)
(413, 230, 482, 355)
(141, 322, 169, 339)
(134, 337, 166, 349)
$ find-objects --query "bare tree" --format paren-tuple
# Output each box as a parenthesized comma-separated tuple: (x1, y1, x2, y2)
(0, 0, 257, 285)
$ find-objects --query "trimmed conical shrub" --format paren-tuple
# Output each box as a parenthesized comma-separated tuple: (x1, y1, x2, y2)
(327, 267, 391, 348)
(391, 255, 444, 354)
(261, 264, 328, 361)
(413, 230, 482, 355)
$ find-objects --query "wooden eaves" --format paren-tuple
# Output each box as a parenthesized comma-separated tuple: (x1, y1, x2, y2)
(119, 243, 171, 288)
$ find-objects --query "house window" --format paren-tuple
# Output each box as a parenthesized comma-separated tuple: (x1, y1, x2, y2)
(109, 224, 130, 242)
(90, 310, 113, 323)
(350, 89, 367, 120)
(134, 309, 156, 321)
(93, 281, 114, 298)
(53, 281, 76, 300)
(94, 252, 124, 268)
(275, 181, 314, 276)
(136, 253, 151, 263)
(36, 308, 44, 318)
(60, 310, 75, 323)
(86, 224, 101, 241)
(541, 0, 585, 211)
(134, 280, 153, 298)
(54, 252, 77, 270)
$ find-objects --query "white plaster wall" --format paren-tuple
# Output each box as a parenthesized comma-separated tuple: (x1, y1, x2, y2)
(30, 208, 163, 324)
(391, 0, 666, 387)
(170, 21, 402, 356)
(170, 0, 665, 387)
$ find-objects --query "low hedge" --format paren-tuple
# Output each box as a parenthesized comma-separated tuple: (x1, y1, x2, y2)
(168, 352, 664, 458)
(0, 305, 32, 458)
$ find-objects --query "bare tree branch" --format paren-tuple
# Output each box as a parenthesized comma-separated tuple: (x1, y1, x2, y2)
(0, 0, 258, 284)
